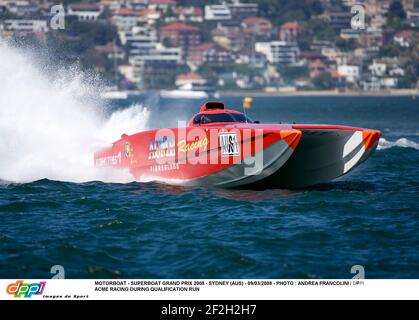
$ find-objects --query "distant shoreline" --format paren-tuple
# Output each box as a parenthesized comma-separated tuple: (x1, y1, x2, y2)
(219, 89, 419, 97)
(108, 89, 419, 99)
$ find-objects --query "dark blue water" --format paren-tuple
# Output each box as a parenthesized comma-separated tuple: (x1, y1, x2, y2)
(1, 96, 418, 279)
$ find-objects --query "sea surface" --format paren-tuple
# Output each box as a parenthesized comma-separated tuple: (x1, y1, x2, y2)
(1, 96, 418, 279)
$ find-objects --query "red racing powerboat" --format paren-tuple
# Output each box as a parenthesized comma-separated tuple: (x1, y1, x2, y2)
(94, 102, 380, 188)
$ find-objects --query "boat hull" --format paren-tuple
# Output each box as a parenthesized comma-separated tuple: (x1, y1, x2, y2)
(250, 125, 380, 188)
(94, 124, 380, 189)
(95, 125, 302, 188)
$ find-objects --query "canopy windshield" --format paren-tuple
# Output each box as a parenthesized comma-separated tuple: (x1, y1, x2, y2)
(193, 113, 253, 124)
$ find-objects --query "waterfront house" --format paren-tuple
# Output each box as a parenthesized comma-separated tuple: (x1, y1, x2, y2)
(368, 60, 387, 77)
(113, 8, 142, 31)
(138, 8, 161, 25)
(175, 6, 203, 22)
(187, 43, 231, 68)
(279, 21, 302, 42)
(389, 66, 405, 77)
(119, 25, 158, 48)
(337, 65, 360, 83)
(309, 59, 328, 79)
(394, 30, 418, 47)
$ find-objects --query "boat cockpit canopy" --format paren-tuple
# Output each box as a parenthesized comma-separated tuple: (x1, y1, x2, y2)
(193, 112, 253, 124)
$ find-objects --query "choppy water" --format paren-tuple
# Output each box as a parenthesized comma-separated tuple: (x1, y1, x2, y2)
(0, 95, 418, 279)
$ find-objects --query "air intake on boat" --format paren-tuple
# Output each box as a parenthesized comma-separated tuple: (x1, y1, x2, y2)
(201, 102, 225, 111)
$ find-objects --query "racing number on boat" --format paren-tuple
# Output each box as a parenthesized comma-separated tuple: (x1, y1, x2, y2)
(219, 132, 240, 156)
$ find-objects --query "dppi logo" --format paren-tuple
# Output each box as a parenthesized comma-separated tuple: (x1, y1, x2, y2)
(6, 280, 46, 298)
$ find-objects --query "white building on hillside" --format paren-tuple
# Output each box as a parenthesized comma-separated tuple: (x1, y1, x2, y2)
(369, 60, 387, 77)
(205, 5, 232, 20)
(68, 3, 103, 22)
(119, 26, 158, 47)
(255, 41, 300, 65)
(129, 43, 182, 65)
(338, 65, 360, 83)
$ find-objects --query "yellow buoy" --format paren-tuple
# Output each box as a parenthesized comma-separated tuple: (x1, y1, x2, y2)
(243, 97, 253, 109)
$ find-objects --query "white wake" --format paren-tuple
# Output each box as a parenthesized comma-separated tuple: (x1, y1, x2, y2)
(0, 43, 150, 183)
(378, 138, 419, 151)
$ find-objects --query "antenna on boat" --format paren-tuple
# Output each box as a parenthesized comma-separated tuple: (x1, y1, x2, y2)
(242, 97, 253, 122)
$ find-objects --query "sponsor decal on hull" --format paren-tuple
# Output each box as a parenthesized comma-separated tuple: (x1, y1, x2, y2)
(95, 152, 121, 167)
(149, 136, 176, 160)
(177, 138, 208, 153)
(150, 163, 180, 173)
(125, 141, 134, 158)
(125, 141, 138, 165)
(219, 132, 240, 156)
